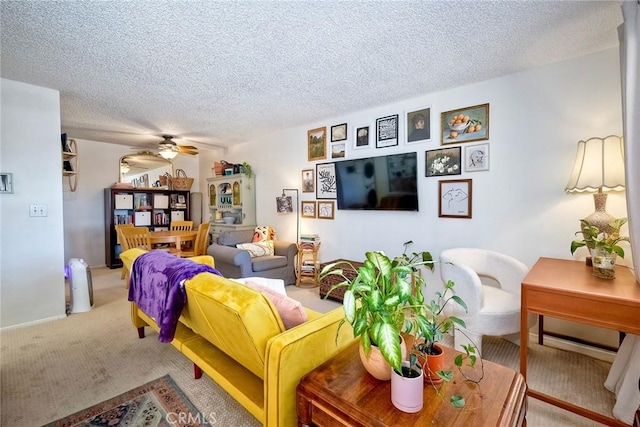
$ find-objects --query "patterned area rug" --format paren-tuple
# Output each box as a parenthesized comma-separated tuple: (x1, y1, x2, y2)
(42, 375, 206, 427)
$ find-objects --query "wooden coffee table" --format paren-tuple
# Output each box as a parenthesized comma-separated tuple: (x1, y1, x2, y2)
(297, 342, 526, 426)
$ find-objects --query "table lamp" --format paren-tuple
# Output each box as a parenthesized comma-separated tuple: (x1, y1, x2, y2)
(565, 135, 625, 233)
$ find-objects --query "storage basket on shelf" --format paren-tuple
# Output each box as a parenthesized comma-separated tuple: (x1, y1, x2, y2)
(171, 169, 194, 191)
(159, 172, 171, 187)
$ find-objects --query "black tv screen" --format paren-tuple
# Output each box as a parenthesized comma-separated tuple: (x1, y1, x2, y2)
(335, 152, 418, 211)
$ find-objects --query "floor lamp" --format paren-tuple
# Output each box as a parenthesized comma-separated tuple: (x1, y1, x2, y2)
(276, 188, 300, 243)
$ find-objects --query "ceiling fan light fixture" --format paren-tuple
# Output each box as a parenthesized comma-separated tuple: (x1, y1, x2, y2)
(158, 146, 178, 159)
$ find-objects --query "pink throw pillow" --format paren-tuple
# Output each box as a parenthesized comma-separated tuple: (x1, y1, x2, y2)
(243, 281, 308, 329)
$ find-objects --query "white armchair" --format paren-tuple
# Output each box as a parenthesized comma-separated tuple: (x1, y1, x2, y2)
(439, 248, 537, 356)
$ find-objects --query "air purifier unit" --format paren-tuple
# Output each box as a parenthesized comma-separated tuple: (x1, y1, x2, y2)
(68, 258, 94, 313)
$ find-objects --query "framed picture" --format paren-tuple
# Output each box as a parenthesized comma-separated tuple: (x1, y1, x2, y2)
(354, 124, 371, 149)
(0, 172, 13, 194)
(331, 123, 347, 142)
(316, 162, 337, 199)
(376, 114, 399, 148)
(406, 106, 431, 144)
(464, 143, 490, 172)
(307, 126, 327, 161)
(301, 201, 317, 218)
(331, 143, 345, 159)
(425, 147, 462, 177)
(302, 169, 315, 193)
(317, 201, 335, 219)
(438, 179, 472, 218)
(441, 103, 489, 145)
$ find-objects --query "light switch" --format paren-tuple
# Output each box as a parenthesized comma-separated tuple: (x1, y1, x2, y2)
(29, 204, 48, 217)
(29, 204, 38, 217)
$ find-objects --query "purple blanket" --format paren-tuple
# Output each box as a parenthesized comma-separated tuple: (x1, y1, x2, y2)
(128, 250, 221, 342)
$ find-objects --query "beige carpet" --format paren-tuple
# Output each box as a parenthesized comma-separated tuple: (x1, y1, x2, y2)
(1, 267, 617, 426)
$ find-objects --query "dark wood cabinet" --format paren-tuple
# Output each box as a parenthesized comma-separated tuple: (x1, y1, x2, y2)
(104, 187, 191, 268)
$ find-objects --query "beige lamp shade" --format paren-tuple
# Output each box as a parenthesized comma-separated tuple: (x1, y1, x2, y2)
(565, 135, 625, 234)
(565, 135, 625, 193)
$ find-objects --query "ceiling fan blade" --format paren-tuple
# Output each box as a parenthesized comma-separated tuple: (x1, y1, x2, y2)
(178, 146, 198, 154)
(178, 145, 198, 150)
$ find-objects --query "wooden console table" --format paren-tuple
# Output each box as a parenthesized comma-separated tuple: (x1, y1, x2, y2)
(297, 342, 527, 426)
(520, 257, 640, 426)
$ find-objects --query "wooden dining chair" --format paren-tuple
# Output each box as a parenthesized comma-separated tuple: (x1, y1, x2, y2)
(170, 221, 193, 231)
(180, 223, 210, 258)
(115, 224, 135, 279)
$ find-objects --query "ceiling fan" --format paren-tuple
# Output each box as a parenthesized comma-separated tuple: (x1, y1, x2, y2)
(156, 135, 198, 159)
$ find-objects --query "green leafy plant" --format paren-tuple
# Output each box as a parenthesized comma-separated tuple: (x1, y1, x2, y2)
(411, 280, 483, 407)
(240, 162, 253, 178)
(571, 218, 630, 258)
(319, 242, 434, 374)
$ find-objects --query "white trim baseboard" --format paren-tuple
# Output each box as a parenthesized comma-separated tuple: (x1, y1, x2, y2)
(530, 332, 616, 363)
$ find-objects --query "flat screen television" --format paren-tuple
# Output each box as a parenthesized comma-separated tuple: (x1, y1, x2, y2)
(335, 152, 418, 211)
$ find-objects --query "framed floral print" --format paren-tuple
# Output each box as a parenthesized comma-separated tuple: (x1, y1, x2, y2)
(376, 114, 399, 148)
(426, 147, 461, 177)
(354, 124, 371, 149)
(317, 201, 335, 219)
(307, 126, 327, 161)
(302, 169, 315, 193)
(301, 201, 316, 218)
(438, 179, 472, 218)
(441, 103, 489, 145)
(316, 162, 337, 199)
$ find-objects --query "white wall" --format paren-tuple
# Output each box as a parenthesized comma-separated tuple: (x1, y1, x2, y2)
(1, 79, 66, 327)
(224, 48, 628, 348)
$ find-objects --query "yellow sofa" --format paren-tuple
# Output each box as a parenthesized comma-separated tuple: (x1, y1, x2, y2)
(120, 248, 355, 427)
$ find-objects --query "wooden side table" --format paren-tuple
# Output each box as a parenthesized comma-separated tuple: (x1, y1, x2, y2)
(297, 342, 527, 426)
(296, 242, 320, 288)
(520, 257, 640, 426)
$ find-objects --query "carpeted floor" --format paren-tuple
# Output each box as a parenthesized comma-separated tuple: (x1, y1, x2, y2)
(0, 267, 617, 426)
(42, 375, 203, 427)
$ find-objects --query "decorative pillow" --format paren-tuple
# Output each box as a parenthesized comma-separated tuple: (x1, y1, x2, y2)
(252, 226, 276, 243)
(243, 281, 308, 329)
(236, 241, 274, 257)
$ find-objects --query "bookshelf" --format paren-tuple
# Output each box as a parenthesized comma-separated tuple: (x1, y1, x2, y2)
(296, 237, 321, 288)
(104, 187, 191, 268)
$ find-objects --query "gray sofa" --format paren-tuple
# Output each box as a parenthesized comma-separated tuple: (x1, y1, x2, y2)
(207, 229, 297, 285)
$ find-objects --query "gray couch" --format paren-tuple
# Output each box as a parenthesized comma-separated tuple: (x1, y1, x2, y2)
(207, 229, 297, 285)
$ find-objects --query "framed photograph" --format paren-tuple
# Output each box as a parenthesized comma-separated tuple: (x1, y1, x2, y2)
(464, 143, 490, 172)
(0, 172, 13, 194)
(441, 103, 489, 145)
(307, 126, 327, 161)
(376, 114, 399, 148)
(354, 124, 371, 149)
(438, 179, 472, 218)
(317, 201, 335, 219)
(302, 169, 315, 193)
(301, 201, 316, 218)
(406, 106, 431, 144)
(331, 123, 347, 142)
(316, 162, 337, 199)
(331, 143, 345, 159)
(425, 147, 462, 177)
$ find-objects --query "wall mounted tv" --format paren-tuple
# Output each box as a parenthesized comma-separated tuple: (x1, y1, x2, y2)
(335, 152, 418, 211)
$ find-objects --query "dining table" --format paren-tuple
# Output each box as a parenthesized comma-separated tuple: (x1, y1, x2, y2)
(149, 229, 198, 252)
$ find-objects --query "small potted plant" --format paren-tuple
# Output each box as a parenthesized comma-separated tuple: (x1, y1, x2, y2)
(319, 242, 434, 380)
(571, 218, 630, 279)
(390, 353, 424, 413)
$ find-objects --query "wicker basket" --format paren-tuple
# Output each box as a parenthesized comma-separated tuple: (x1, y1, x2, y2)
(171, 169, 193, 191)
(319, 259, 364, 303)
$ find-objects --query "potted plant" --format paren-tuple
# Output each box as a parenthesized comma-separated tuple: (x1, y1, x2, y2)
(390, 353, 424, 413)
(319, 242, 434, 380)
(571, 218, 630, 279)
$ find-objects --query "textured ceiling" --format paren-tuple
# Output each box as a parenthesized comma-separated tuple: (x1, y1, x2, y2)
(1, 1, 623, 152)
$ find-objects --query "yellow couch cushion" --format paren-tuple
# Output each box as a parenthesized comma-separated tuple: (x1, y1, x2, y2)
(185, 272, 285, 379)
